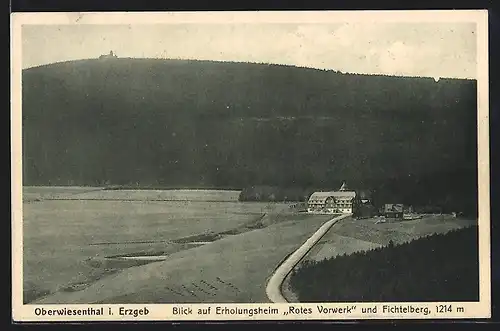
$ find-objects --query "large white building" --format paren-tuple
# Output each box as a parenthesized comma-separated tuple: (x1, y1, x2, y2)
(307, 182, 358, 214)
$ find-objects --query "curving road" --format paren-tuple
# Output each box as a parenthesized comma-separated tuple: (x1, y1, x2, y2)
(265, 213, 352, 303)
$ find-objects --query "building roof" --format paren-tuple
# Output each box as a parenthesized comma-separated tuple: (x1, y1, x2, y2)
(308, 190, 356, 203)
(308, 192, 334, 203)
(331, 191, 356, 198)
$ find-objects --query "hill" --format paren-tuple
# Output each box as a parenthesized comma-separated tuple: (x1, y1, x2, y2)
(22, 58, 478, 215)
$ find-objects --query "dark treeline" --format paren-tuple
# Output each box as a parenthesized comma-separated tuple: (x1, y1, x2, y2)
(22, 59, 477, 216)
(237, 168, 477, 217)
(290, 225, 479, 302)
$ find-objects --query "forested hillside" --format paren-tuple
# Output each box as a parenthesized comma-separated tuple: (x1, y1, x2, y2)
(22, 58, 478, 215)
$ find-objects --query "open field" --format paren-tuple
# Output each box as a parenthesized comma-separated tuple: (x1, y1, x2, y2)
(22, 187, 331, 303)
(23, 187, 477, 304)
(65, 189, 243, 201)
(23, 187, 241, 202)
(22, 186, 105, 202)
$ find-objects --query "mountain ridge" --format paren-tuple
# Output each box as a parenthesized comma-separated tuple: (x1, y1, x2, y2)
(23, 57, 476, 81)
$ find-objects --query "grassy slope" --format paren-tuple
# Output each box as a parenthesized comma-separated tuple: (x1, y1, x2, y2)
(22, 59, 478, 214)
(22, 195, 271, 303)
(290, 225, 479, 302)
(31, 210, 332, 304)
(23, 187, 242, 202)
(23, 188, 327, 304)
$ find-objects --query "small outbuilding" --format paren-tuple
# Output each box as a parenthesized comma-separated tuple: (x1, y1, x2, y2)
(384, 203, 404, 220)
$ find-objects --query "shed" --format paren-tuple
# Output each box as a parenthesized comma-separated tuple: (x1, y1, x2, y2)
(384, 203, 404, 220)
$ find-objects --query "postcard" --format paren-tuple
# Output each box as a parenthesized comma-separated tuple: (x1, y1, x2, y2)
(11, 10, 490, 321)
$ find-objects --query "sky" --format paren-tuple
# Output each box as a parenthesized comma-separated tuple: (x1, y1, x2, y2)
(22, 22, 477, 80)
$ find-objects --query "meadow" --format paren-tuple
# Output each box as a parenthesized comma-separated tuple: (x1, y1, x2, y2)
(22, 187, 478, 304)
(304, 215, 477, 262)
(22, 187, 330, 303)
(22, 186, 104, 202)
(23, 187, 241, 202)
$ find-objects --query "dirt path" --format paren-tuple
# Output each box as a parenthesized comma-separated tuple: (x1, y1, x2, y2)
(265, 214, 352, 303)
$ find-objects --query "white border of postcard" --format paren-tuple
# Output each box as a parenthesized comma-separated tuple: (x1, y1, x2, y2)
(11, 10, 491, 321)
